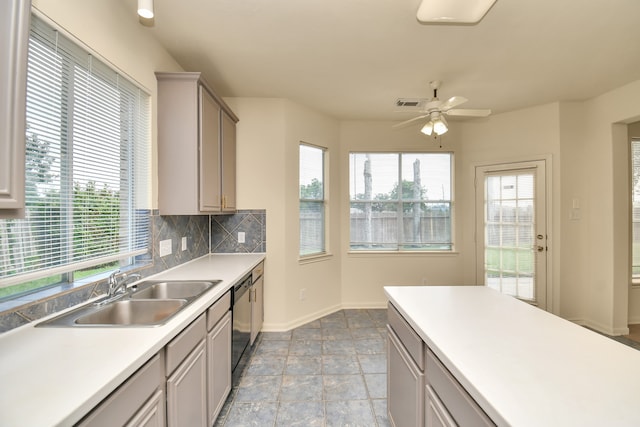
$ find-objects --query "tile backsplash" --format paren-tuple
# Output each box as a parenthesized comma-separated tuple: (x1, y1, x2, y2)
(0, 209, 266, 333)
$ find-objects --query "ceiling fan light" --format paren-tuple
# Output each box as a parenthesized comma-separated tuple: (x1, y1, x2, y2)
(138, 0, 154, 19)
(433, 116, 448, 135)
(417, 0, 497, 24)
(421, 121, 434, 136)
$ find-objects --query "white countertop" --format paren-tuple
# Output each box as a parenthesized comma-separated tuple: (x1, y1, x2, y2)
(0, 253, 264, 427)
(384, 285, 640, 427)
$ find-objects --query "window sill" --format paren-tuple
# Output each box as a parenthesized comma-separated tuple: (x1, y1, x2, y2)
(0, 261, 152, 315)
(347, 250, 459, 257)
(299, 252, 333, 265)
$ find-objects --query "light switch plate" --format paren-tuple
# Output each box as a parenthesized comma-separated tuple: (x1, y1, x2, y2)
(238, 232, 245, 244)
(181, 236, 187, 251)
(159, 239, 172, 257)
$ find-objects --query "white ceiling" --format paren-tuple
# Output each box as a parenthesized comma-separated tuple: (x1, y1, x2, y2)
(133, 0, 640, 121)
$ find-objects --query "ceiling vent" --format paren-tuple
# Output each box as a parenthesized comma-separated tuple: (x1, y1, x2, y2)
(395, 98, 425, 108)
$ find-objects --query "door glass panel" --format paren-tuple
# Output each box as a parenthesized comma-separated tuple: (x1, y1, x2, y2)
(484, 171, 536, 302)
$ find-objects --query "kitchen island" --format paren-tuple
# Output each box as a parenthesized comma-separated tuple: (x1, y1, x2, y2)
(0, 253, 264, 427)
(385, 285, 640, 427)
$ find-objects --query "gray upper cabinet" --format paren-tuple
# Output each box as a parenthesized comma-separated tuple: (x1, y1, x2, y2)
(0, 0, 30, 217)
(156, 72, 238, 215)
(221, 110, 236, 212)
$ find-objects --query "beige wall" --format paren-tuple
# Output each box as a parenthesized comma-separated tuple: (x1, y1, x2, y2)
(32, 0, 184, 209)
(227, 98, 342, 330)
(572, 80, 640, 334)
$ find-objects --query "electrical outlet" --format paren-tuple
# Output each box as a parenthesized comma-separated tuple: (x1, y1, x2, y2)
(299, 288, 306, 301)
(181, 236, 187, 251)
(159, 239, 172, 257)
(238, 232, 245, 244)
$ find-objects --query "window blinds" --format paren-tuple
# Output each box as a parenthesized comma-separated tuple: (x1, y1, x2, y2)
(0, 15, 150, 289)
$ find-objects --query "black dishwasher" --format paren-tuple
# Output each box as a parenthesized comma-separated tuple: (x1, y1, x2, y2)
(231, 273, 252, 374)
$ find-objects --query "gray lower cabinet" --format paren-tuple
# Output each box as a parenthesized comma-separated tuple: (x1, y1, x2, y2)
(165, 314, 208, 427)
(80, 293, 234, 427)
(425, 385, 456, 427)
(387, 302, 495, 427)
(77, 353, 165, 427)
(387, 304, 425, 427)
(388, 328, 424, 427)
(207, 292, 232, 425)
(425, 349, 495, 427)
(126, 390, 166, 427)
(250, 273, 264, 345)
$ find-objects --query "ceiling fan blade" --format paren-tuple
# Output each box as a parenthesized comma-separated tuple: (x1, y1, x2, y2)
(440, 96, 468, 111)
(445, 108, 492, 117)
(392, 114, 429, 128)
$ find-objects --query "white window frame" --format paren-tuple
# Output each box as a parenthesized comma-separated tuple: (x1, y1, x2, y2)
(631, 138, 640, 284)
(299, 142, 328, 259)
(348, 151, 454, 253)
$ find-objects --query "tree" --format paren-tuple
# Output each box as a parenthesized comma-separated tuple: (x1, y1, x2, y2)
(25, 126, 55, 196)
(300, 178, 323, 199)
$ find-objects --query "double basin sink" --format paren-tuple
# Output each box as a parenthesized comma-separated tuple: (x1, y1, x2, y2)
(39, 280, 220, 327)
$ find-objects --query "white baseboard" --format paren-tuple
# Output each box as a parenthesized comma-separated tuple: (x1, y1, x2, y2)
(262, 302, 387, 332)
(570, 318, 630, 336)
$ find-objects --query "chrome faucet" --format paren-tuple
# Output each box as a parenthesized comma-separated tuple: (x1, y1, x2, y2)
(97, 270, 142, 305)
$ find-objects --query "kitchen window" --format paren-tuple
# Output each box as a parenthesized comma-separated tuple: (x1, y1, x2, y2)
(0, 15, 150, 300)
(632, 138, 640, 282)
(299, 143, 327, 257)
(349, 152, 453, 251)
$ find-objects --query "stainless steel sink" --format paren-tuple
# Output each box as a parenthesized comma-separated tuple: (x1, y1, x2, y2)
(38, 279, 222, 327)
(130, 280, 219, 300)
(75, 299, 186, 325)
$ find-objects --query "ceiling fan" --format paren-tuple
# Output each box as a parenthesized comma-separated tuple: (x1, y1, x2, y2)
(393, 81, 491, 136)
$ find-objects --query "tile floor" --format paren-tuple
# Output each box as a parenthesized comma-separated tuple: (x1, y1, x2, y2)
(215, 308, 390, 427)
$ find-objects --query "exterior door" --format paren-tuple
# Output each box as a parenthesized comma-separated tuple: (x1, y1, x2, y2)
(475, 161, 548, 309)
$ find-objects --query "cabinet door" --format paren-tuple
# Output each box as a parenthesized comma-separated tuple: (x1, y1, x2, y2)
(250, 275, 264, 345)
(199, 86, 221, 212)
(0, 0, 29, 214)
(426, 385, 457, 427)
(388, 326, 425, 427)
(221, 110, 236, 212)
(167, 339, 208, 427)
(78, 354, 164, 427)
(207, 311, 232, 425)
(125, 389, 165, 427)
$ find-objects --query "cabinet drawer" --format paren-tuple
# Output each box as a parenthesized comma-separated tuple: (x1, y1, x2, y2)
(166, 313, 206, 375)
(388, 302, 424, 370)
(426, 349, 495, 427)
(207, 291, 231, 331)
(252, 261, 264, 282)
(78, 353, 164, 427)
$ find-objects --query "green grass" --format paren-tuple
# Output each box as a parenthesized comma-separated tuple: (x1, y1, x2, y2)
(485, 247, 534, 273)
(0, 261, 119, 300)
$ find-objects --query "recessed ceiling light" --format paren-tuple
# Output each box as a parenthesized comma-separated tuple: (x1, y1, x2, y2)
(417, 0, 497, 24)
